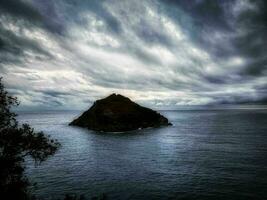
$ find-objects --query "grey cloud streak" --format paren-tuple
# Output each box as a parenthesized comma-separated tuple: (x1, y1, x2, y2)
(0, 0, 266, 110)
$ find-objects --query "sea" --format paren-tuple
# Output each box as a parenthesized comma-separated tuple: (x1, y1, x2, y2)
(17, 109, 267, 200)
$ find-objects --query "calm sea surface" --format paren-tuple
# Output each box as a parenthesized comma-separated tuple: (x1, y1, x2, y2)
(18, 109, 267, 200)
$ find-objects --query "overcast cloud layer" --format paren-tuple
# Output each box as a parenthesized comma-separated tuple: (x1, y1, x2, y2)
(0, 0, 267, 110)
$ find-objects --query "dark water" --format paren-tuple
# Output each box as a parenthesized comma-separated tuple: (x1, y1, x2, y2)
(18, 109, 267, 200)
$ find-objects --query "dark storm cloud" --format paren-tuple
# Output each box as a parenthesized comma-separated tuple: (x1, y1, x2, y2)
(56, 0, 121, 34)
(0, 24, 52, 61)
(165, 0, 232, 29)
(233, 1, 267, 77)
(87, 1, 121, 34)
(210, 95, 267, 105)
(160, 0, 267, 101)
(0, 0, 67, 35)
(0, 0, 267, 109)
(32, 0, 65, 34)
(0, 0, 42, 21)
(162, 0, 234, 53)
(164, 0, 267, 72)
(136, 21, 172, 46)
(0, 0, 58, 69)
(34, 90, 70, 98)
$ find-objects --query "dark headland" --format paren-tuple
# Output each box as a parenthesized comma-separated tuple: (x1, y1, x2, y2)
(69, 93, 172, 132)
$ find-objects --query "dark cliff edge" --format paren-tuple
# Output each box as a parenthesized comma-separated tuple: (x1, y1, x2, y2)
(69, 93, 172, 132)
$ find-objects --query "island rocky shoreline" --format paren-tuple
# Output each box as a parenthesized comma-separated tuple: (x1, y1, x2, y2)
(69, 93, 172, 132)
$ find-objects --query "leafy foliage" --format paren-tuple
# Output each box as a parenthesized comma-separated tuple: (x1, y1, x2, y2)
(0, 77, 60, 200)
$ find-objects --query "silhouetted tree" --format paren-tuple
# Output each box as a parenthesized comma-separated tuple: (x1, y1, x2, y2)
(0, 77, 60, 200)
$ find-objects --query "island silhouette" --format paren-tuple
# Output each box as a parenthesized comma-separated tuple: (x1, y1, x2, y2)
(70, 93, 172, 132)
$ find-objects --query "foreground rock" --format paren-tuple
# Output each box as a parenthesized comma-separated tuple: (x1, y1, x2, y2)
(69, 94, 172, 132)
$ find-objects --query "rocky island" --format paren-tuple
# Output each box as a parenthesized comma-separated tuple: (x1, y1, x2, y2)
(69, 93, 172, 132)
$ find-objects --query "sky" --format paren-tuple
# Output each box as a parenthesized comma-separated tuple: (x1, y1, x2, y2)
(0, 0, 267, 110)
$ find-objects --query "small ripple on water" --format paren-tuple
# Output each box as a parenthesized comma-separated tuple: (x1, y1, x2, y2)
(20, 110, 267, 200)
